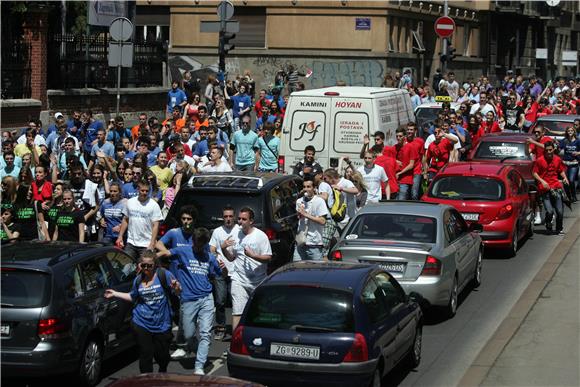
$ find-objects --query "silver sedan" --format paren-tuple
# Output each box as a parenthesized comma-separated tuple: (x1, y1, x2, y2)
(330, 202, 483, 317)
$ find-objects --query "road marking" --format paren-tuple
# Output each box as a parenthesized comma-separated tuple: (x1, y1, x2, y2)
(208, 358, 225, 375)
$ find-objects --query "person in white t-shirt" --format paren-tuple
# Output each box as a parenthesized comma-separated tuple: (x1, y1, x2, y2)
(116, 180, 163, 259)
(357, 151, 388, 204)
(469, 91, 496, 116)
(223, 207, 272, 331)
(294, 178, 328, 262)
(196, 146, 232, 173)
(314, 169, 337, 260)
(323, 168, 358, 227)
(209, 206, 239, 340)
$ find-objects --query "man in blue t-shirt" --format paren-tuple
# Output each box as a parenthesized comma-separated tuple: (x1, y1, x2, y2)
(99, 183, 127, 244)
(80, 110, 104, 161)
(230, 115, 258, 171)
(194, 126, 226, 158)
(230, 84, 252, 131)
(158, 227, 222, 376)
(255, 122, 280, 172)
(89, 128, 115, 169)
(167, 81, 187, 117)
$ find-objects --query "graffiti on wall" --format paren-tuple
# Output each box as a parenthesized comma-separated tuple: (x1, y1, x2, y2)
(168, 55, 385, 92)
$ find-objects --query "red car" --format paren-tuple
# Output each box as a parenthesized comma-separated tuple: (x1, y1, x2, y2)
(422, 162, 533, 256)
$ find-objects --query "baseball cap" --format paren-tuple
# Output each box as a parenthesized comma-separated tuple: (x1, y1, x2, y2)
(54, 112, 64, 120)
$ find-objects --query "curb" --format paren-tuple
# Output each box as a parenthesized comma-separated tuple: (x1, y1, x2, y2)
(458, 216, 580, 387)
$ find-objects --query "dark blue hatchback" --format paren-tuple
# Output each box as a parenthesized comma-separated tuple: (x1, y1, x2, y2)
(227, 262, 423, 387)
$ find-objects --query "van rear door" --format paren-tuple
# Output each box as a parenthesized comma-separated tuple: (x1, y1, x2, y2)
(282, 96, 331, 174)
(330, 97, 373, 169)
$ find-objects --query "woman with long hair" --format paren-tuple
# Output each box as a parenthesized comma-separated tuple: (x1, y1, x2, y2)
(52, 189, 86, 242)
(560, 126, 580, 202)
(18, 157, 34, 185)
(270, 100, 284, 120)
(43, 182, 66, 239)
(1, 207, 20, 244)
(273, 117, 283, 138)
(14, 183, 49, 241)
(344, 165, 368, 209)
(99, 182, 127, 244)
(164, 170, 185, 210)
(183, 93, 201, 123)
(213, 96, 233, 139)
(1, 176, 18, 211)
(115, 159, 131, 184)
(145, 170, 163, 205)
(105, 251, 180, 374)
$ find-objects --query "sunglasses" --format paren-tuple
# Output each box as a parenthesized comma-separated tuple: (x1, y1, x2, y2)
(140, 263, 154, 269)
(181, 217, 193, 221)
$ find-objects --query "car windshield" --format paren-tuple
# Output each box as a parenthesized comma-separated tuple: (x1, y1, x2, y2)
(344, 213, 437, 243)
(429, 176, 505, 201)
(475, 141, 531, 160)
(175, 192, 263, 229)
(537, 120, 575, 136)
(415, 107, 440, 129)
(1, 269, 50, 308)
(245, 286, 354, 332)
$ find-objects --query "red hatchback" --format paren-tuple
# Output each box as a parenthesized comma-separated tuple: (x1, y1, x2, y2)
(422, 162, 533, 256)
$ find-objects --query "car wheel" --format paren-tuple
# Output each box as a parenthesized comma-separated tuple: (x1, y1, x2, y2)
(509, 226, 518, 257)
(472, 248, 483, 288)
(445, 276, 458, 318)
(406, 325, 422, 369)
(370, 367, 382, 387)
(79, 338, 103, 387)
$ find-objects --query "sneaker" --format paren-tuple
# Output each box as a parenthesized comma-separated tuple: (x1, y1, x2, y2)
(545, 223, 553, 233)
(534, 213, 542, 225)
(171, 348, 188, 359)
(556, 229, 565, 236)
(194, 368, 205, 376)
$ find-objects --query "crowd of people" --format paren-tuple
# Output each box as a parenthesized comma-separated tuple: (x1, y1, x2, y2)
(1, 68, 579, 374)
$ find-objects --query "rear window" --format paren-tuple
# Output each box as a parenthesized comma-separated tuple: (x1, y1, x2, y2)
(415, 107, 439, 129)
(429, 176, 505, 201)
(344, 214, 437, 243)
(475, 141, 531, 160)
(172, 192, 263, 229)
(1, 269, 50, 307)
(245, 286, 354, 332)
(536, 120, 575, 136)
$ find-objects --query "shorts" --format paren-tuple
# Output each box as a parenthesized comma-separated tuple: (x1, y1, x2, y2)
(231, 280, 256, 315)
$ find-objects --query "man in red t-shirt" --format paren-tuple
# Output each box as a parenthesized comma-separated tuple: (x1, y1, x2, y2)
(394, 127, 418, 200)
(526, 124, 553, 160)
(423, 127, 457, 181)
(374, 145, 397, 199)
(405, 122, 425, 200)
(532, 141, 569, 234)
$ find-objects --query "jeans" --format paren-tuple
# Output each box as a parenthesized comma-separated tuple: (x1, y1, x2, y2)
(212, 275, 229, 327)
(236, 164, 254, 171)
(181, 294, 215, 370)
(542, 191, 564, 232)
(411, 174, 423, 200)
(397, 184, 412, 200)
(566, 164, 578, 200)
(131, 322, 172, 373)
(293, 245, 324, 261)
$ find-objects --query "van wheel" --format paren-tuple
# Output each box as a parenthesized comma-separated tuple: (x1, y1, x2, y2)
(79, 338, 103, 387)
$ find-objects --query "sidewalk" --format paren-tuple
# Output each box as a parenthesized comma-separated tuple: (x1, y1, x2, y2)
(460, 217, 580, 387)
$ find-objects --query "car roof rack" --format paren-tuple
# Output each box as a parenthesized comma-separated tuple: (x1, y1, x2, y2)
(189, 175, 264, 189)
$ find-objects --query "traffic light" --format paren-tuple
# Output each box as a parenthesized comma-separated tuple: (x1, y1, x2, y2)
(218, 31, 236, 72)
(448, 45, 457, 62)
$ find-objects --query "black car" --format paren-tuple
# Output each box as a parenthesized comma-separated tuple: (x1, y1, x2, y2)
(162, 172, 302, 272)
(1, 241, 138, 386)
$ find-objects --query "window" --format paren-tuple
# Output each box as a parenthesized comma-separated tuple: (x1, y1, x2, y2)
(430, 176, 505, 201)
(63, 266, 83, 299)
(447, 211, 468, 242)
(374, 273, 405, 312)
(105, 252, 137, 283)
(361, 279, 388, 324)
(474, 141, 530, 160)
(80, 258, 113, 291)
(271, 180, 301, 221)
(0, 269, 51, 308)
(345, 214, 437, 243)
(234, 7, 266, 48)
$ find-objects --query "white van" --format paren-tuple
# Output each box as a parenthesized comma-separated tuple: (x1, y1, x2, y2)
(278, 86, 414, 174)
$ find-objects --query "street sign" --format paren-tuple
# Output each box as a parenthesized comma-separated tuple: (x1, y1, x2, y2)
(108, 43, 133, 67)
(109, 17, 133, 42)
(434, 16, 455, 38)
(201, 20, 240, 33)
(536, 48, 548, 59)
(217, 0, 234, 20)
(562, 50, 577, 66)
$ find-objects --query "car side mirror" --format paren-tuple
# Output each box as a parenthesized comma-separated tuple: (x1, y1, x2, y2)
(469, 223, 484, 232)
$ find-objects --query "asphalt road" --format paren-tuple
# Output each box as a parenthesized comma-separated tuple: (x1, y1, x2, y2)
(8, 206, 578, 387)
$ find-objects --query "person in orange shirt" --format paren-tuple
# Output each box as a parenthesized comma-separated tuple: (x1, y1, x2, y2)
(162, 107, 186, 133)
(131, 113, 149, 142)
(194, 105, 209, 135)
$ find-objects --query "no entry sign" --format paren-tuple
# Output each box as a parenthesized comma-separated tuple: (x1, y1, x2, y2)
(434, 16, 455, 38)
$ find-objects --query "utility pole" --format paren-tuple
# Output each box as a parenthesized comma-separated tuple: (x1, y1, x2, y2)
(442, 0, 449, 74)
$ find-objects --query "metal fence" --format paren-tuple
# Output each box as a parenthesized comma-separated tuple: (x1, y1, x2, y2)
(47, 33, 165, 89)
(1, 40, 32, 99)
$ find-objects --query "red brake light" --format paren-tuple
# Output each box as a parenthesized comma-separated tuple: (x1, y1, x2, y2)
(278, 156, 285, 173)
(0, 267, 16, 271)
(230, 325, 249, 355)
(265, 228, 277, 240)
(331, 250, 343, 261)
(343, 333, 368, 362)
(495, 204, 513, 220)
(38, 318, 71, 339)
(158, 223, 169, 237)
(421, 255, 442, 276)
(324, 91, 340, 96)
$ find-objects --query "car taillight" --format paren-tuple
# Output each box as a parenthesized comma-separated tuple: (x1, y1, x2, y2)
(495, 204, 513, 220)
(331, 250, 342, 261)
(343, 333, 368, 362)
(265, 228, 277, 240)
(421, 255, 441, 276)
(278, 156, 285, 173)
(230, 325, 249, 355)
(38, 318, 71, 339)
(158, 223, 169, 237)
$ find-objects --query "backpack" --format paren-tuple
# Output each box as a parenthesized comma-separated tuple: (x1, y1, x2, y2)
(329, 188, 347, 223)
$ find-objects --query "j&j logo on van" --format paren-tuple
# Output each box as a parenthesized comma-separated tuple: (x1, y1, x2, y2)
(294, 121, 320, 141)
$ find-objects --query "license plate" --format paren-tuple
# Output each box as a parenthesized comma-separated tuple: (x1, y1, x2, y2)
(461, 213, 480, 221)
(270, 343, 320, 360)
(380, 262, 406, 273)
(1, 325, 10, 336)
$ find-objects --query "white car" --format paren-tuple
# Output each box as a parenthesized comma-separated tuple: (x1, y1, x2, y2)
(414, 101, 461, 137)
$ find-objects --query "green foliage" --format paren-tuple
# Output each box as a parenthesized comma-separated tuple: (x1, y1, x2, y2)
(69, 1, 88, 35)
